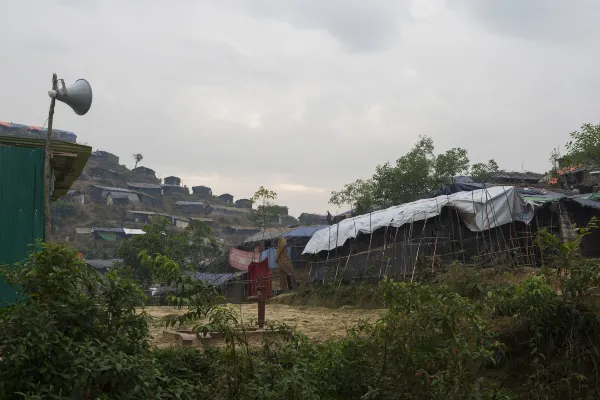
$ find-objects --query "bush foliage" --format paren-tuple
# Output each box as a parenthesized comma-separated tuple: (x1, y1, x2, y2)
(2, 220, 600, 398)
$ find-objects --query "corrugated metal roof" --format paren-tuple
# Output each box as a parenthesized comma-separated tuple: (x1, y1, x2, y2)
(243, 227, 296, 244)
(92, 227, 124, 233)
(127, 210, 156, 215)
(211, 204, 247, 212)
(109, 191, 139, 201)
(127, 182, 162, 189)
(283, 225, 328, 238)
(75, 227, 94, 234)
(176, 201, 205, 206)
(91, 185, 135, 193)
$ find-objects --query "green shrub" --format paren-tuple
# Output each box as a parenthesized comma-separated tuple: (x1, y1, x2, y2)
(0, 242, 199, 399)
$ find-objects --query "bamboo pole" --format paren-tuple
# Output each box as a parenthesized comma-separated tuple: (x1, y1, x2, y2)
(44, 73, 58, 241)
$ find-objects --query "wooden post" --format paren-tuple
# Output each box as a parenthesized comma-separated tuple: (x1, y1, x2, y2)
(247, 277, 266, 329)
(44, 73, 58, 241)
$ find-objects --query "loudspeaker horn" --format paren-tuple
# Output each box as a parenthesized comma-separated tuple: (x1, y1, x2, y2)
(49, 79, 93, 116)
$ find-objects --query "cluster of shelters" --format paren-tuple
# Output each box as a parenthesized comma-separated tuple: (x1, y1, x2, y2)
(221, 179, 600, 287)
(89, 184, 158, 207)
(75, 227, 145, 242)
(0, 121, 77, 143)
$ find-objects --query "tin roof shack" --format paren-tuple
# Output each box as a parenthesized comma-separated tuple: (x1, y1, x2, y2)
(106, 191, 139, 205)
(164, 176, 181, 186)
(176, 201, 208, 215)
(126, 210, 155, 223)
(137, 192, 157, 207)
(194, 272, 247, 303)
(235, 198, 253, 209)
(132, 166, 156, 178)
(258, 205, 289, 216)
(127, 182, 163, 197)
(162, 184, 189, 195)
(125, 210, 190, 229)
(172, 215, 190, 229)
(217, 193, 234, 204)
(89, 150, 119, 165)
(89, 185, 157, 207)
(298, 213, 328, 226)
(89, 166, 120, 180)
(192, 185, 213, 199)
(93, 227, 127, 242)
(0, 136, 91, 307)
(89, 185, 132, 202)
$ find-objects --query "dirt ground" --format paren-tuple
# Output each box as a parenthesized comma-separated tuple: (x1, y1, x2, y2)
(144, 304, 382, 346)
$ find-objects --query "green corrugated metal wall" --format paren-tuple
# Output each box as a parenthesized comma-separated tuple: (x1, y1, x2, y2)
(0, 146, 45, 307)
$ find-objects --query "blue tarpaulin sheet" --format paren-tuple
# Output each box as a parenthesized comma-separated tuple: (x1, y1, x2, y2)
(283, 225, 328, 238)
(260, 247, 292, 269)
(193, 272, 246, 289)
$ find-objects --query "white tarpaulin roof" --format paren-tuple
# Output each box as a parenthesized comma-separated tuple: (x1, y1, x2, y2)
(303, 186, 534, 254)
(122, 228, 145, 235)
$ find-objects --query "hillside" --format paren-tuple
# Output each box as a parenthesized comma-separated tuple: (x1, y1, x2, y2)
(50, 150, 299, 259)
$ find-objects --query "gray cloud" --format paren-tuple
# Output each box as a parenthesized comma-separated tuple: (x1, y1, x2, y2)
(223, 0, 406, 53)
(1, 0, 600, 216)
(450, 0, 600, 43)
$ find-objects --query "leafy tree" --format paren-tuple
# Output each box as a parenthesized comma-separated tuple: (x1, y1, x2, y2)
(434, 147, 470, 184)
(0, 241, 199, 399)
(117, 217, 183, 286)
(116, 217, 221, 287)
(132, 153, 143, 169)
(249, 186, 280, 229)
(185, 219, 223, 269)
(329, 178, 376, 215)
(563, 123, 600, 167)
(330, 136, 470, 211)
(470, 159, 499, 183)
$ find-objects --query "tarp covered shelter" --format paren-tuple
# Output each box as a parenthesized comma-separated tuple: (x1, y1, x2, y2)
(303, 186, 534, 254)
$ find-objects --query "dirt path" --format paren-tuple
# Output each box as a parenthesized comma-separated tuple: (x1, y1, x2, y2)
(144, 304, 382, 344)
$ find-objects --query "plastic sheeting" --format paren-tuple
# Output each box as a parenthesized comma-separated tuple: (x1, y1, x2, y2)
(283, 225, 328, 238)
(194, 272, 246, 289)
(303, 186, 534, 254)
(260, 247, 292, 269)
(122, 228, 145, 235)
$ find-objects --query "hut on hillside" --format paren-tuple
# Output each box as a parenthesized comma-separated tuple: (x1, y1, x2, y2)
(298, 213, 328, 226)
(235, 198, 253, 209)
(217, 193, 234, 203)
(192, 185, 212, 198)
(164, 176, 181, 186)
(132, 166, 156, 178)
(89, 150, 119, 165)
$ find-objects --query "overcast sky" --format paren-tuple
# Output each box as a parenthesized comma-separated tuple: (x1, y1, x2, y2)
(2, 0, 599, 216)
